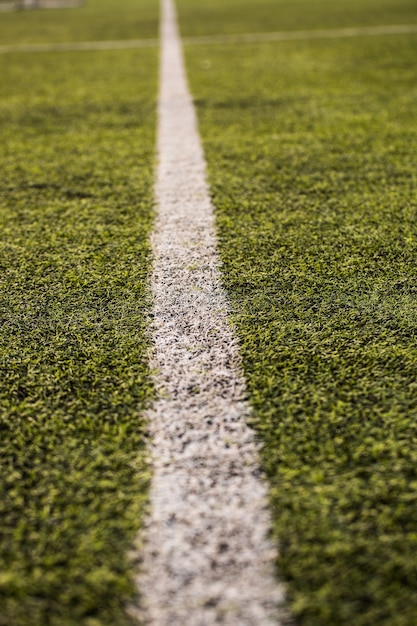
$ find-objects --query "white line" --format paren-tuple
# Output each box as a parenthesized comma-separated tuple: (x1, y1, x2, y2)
(1, 23, 416, 54)
(132, 0, 286, 624)
(182, 23, 417, 46)
(0, 38, 159, 53)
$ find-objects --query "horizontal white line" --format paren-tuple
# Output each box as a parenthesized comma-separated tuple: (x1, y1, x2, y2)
(182, 23, 417, 45)
(0, 38, 159, 53)
(1, 24, 416, 54)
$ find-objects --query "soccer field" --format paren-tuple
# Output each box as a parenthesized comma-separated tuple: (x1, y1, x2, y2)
(178, 0, 417, 624)
(0, 0, 158, 44)
(0, 2, 158, 625)
(2, 0, 417, 624)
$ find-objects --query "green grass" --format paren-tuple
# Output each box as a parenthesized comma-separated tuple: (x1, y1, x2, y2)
(0, 0, 158, 45)
(179, 0, 417, 624)
(177, 0, 417, 37)
(0, 2, 158, 624)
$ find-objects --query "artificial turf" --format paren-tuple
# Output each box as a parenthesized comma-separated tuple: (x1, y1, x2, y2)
(0, 2, 158, 624)
(0, 0, 159, 45)
(177, 0, 417, 37)
(178, 0, 417, 624)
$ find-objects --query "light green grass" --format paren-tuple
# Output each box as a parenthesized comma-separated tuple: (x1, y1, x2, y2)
(0, 2, 158, 624)
(179, 0, 417, 624)
(0, 0, 158, 45)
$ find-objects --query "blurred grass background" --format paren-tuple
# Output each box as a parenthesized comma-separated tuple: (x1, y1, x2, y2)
(177, 0, 417, 36)
(0, 0, 158, 45)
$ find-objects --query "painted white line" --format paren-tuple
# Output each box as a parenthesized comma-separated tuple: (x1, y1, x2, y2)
(1, 23, 416, 54)
(0, 38, 159, 54)
(132, 0, 286, 624)
(182, 23, 417, 46)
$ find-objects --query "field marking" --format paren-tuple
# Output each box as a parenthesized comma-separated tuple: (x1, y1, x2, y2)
(1, 23, 417, 54)
(0, 38, 159, 53)
(182, 23, 417, 45)
(132, 0, 286, 624)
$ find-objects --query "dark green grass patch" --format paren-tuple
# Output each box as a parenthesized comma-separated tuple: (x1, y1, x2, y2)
(0, 45, 157, 626)
(0, 0, 158, 46)
(183, 11, 417, 626)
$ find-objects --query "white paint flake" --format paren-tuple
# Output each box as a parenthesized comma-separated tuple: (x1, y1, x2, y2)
(133, 0, 287, 624)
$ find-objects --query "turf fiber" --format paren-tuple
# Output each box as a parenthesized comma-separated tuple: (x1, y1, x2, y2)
(0, 2, 158, 625)
(178, 0, 417, 624)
